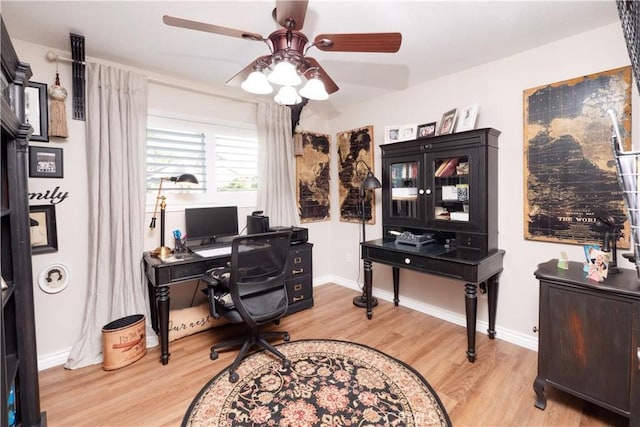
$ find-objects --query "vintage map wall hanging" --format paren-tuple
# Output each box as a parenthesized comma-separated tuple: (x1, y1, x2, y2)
(523, 66, 632, 248)
(337, 125, 376, 224)
(295, 131, 330, 223)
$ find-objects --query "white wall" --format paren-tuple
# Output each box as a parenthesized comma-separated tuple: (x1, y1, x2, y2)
(13, 20, 638, 368)
(327, 22, 639, 350)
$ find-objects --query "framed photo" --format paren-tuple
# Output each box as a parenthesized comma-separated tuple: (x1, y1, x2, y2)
(455, 103, 479, 132)
(38, 263, 70, 293)
(437, 109, 457, 135)
(384, 123, 417, 143)
(29, 205, 58, 254)
(417, 122, 437, 138)
(25, 81, 49, 142)
(29, 146, 63, 178)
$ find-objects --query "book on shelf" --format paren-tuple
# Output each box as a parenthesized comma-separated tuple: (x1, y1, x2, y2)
(435, 158, 459, 177)
(450, 211, 469, 221)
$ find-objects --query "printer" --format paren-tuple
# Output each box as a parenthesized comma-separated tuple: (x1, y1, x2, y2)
(246, 211, 308, 244)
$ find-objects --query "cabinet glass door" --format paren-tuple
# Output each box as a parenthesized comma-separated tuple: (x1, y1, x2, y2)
(389, 160, 420, 220)
(432, 154, 470, 224)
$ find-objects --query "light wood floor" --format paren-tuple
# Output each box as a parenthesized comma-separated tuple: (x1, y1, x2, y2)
(38, 284, 628, 426)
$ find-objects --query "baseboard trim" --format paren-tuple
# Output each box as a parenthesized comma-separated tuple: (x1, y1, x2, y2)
(38, 276, 537, 370)
(328, 275, 538, 352)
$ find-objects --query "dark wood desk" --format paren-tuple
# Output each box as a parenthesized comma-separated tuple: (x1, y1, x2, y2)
(143, 243, 314, 365)
(361, 238, 505, 362)
(143, 251, 231, 365)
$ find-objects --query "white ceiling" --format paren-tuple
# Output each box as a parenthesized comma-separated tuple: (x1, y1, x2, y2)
(1, 1, 621, 113)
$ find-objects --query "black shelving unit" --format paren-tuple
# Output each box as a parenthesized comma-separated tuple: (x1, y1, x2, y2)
(1, 15, 45, 427)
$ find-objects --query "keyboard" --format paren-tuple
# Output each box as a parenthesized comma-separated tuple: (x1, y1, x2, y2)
(192, 242, 232, 258)
(193, 246, 231, 257)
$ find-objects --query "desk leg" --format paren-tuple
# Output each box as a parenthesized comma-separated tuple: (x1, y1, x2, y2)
(486, 274, 500, 339)
(364, 259, 373, 320)
(464, 283, 478, 363)
(147, 281, 158, 333)
(157, 285, 171, 365)
(392, 267, 400, 306)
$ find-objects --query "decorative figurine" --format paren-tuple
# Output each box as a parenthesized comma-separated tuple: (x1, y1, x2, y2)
(557, 252, 569, 269)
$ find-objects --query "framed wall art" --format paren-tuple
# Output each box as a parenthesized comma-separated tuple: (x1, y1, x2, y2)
(295, 131, 331, 223)
(29, 204, 58, 254)
(25, 81, 49, 142)
(29, 146, 63, 178)
(523, 66, 632, 248)
(437, 108, 457, 135)
(38, 263, 70, 293)
(337, 125, 376, 224)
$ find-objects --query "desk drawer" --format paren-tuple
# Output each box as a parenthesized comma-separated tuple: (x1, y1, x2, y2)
(287, 244, 312, 278)
(365, 246, 478, 282)
(286, 275, 313, 315)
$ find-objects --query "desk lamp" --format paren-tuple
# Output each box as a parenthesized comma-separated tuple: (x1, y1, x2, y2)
(149, 174, 198, 258)
(353, 160, 382, 308)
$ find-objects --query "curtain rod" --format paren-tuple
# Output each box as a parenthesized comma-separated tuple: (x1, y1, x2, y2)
(45, 50, 257, 105)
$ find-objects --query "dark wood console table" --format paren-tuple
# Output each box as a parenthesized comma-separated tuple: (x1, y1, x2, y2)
(361, 238, 504, 362)
(143, 242, 313, 365)
(534, 260, 640, 425)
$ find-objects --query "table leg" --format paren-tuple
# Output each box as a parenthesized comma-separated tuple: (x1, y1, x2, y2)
(464, 283, 478, 363)
(392, 267, 400, 306)
(487, 273, 500, 339)
(157, 285, 171, 365)
(364, 259, 373, 320)
(533, 376, 547, 410)
(147, 281, 158, 333)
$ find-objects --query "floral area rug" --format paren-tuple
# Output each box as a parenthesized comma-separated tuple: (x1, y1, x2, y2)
(183, 339, 451, 426)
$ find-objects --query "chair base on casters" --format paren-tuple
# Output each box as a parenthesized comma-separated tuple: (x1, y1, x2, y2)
(211, 329, 291, 383)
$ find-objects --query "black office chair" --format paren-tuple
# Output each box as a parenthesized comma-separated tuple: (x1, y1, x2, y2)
(201, 230, 292, 382)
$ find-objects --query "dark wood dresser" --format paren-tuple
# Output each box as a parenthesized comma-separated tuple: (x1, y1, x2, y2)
(533, 260, 639, 425)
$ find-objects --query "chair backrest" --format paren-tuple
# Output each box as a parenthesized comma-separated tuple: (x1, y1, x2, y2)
(228, 230, 292, 325)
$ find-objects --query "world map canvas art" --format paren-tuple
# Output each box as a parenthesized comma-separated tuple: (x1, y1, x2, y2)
(337, 125, 376, 224)
(296, 131, 331, 223)
(523, 66, 632, 248)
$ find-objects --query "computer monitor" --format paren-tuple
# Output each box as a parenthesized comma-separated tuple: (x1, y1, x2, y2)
(185, 206, 239, 245)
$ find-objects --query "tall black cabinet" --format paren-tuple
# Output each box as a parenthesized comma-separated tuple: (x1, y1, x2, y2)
(1, 17, 45, 427)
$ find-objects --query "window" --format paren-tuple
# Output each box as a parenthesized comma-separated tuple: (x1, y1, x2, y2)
(146, 115, 258, 208)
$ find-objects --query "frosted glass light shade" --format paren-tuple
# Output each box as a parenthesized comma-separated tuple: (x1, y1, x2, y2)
(241, 71, 273, 94)
(268, 61, 301, 86)
(299, 77, 329, 100)
(274, 86, 302, 105)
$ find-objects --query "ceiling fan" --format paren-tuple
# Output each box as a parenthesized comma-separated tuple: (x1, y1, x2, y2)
(162, 0, 402, 104)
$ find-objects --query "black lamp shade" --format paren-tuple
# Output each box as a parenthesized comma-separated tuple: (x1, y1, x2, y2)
(172, 173, 199, 185)
(362, 171, 381, 191)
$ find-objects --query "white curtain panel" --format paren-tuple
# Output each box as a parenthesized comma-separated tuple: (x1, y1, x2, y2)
(256, 103, 299, 227)
(65, 64, 158, 369)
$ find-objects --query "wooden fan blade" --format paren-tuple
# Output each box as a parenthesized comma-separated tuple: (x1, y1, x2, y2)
(225, 55, 273, 87)
(303, 57, 339, 94)
(275, 0, 308, 30)
(314, 33, 402, 53)
(163, 15, 264, 41)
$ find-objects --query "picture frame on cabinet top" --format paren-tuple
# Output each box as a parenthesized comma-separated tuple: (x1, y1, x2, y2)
(25, 81, 49, 142)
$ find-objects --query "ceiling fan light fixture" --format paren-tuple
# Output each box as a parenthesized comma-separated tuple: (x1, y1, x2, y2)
(274, 85, 302, 105)
(299, 76, 329, 100)
(268, 60, 302, 86)
(241, 70, 273, 94)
